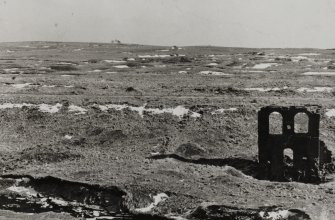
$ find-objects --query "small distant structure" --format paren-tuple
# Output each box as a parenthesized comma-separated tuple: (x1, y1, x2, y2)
(258, 105, 331, 182)
(111, 39, 121, 44)
(171, 46, 179, 56)
(171, 46, 178, 51)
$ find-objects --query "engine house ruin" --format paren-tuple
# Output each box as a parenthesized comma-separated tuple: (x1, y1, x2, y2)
(258, 105, 331, 182)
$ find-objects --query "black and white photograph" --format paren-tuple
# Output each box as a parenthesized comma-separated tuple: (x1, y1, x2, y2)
(0, 0, 335, 219)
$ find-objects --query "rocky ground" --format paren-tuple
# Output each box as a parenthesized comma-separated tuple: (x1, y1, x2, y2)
(0, 42, 335, 219)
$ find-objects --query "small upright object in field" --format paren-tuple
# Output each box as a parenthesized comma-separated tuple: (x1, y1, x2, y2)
(111, 39, 121, 44)
(258, 105, 332, 183)
(171, 45, 179, 56)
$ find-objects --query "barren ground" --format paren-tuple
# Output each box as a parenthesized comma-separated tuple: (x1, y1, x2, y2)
(0, 42, 335, 219)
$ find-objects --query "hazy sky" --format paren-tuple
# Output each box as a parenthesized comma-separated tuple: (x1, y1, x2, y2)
(1, 0, 335, 48)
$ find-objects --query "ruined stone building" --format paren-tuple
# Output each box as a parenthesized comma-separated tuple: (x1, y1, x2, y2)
(258, 105, 331, 182)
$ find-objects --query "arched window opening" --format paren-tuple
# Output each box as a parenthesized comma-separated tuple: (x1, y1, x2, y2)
(283, 148, 294, 166)
(294, 112, 309, 133)
(269, 112, 282, 134)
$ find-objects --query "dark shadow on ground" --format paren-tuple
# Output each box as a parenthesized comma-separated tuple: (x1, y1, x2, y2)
(149, 154, 261, 178)
(150, 153, 335, 184)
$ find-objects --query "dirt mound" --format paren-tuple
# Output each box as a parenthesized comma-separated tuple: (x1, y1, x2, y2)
(226, 60, 243, 67)
(211, 87, 249, 96)
(49, 65, 77, 71)
(275, 57, 292, 62)
(19, 146, 81, 164)
(86, 127, 128, 145)
(162, 56, 192, 64)
(175, 143, 208, 159)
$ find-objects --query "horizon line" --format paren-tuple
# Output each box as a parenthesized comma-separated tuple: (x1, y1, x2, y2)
(0, 40, 333, 50)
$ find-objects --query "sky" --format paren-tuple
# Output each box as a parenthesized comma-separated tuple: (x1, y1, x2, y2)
(1, 0, 335, 48)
